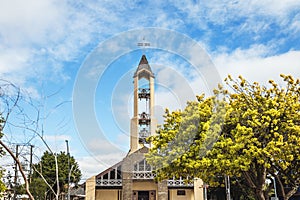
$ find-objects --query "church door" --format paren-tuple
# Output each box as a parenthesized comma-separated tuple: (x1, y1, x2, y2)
(138, 191, 149, 200)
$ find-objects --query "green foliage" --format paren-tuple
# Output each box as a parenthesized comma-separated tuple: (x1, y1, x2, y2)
(31, 151, 82, 199)
(0, 169, 6, 197)
(28, 178, 48, 200)
(147, 75, 300, 200)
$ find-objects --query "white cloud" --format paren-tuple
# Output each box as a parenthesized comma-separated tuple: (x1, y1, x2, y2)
(249, 0, 300, 16)
(154, 65, 196, 109)
(21, 86, 41, 99)
(43, 134, 71, 142)
(172, 0, 300, 38)
(0, 47, 31, 74)
(0, 1, 62, 91)
(0, 0, 66, 46)
(213, 47, 300, 84)
(153, 12, 185, 30)
(288, 13, 300, 35)
(1, 0, 299, 87)
(0, 0, 98, 91)
(39, 134, 72, 153)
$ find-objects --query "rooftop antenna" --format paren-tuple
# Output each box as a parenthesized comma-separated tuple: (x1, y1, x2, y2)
(137, 37, 150, 55)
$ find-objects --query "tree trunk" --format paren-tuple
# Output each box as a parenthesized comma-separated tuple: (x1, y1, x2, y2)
(275, 175, 298, 200)
(243, 164, 268, 200)
(55, 155, 60, 200)
(255, 188, 265, 200)
(284, 187, 297, 200)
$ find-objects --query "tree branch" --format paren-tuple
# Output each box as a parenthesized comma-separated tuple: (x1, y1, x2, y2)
(0, 139, 34, 200)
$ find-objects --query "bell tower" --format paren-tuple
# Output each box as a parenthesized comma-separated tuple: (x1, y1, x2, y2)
(130, 54, 157, 153)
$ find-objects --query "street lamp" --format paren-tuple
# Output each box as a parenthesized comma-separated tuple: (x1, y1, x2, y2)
(203, 183, 208, 200)
(68, 165, 74, 199)
(267, 174, 278, 200)
(225, 175, 231, 200)
(272, 176, 278, 200)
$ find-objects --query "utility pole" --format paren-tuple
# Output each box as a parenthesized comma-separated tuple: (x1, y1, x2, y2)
(13, 144, 19, 199)
(28, 145, 34, 184)
(65, 140, 70, 200)
(9, 143, 33, 199)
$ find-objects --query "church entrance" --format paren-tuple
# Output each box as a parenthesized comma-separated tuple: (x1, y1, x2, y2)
(138, 191, 149, 200)
(133, 190, 156, 200)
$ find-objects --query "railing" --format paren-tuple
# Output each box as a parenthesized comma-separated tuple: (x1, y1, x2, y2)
(95, 172, 155, 186)
(96, 179, 122, 186)
(95, 176, 193, 187)
(132, 171, 156, 179)
(167, 179, 194, 187)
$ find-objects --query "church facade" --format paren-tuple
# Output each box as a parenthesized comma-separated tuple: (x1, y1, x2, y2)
(85, 55, 204, 200)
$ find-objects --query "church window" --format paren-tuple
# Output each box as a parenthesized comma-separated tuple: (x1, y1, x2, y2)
(139, 160, 145, 171)
(177, 190, 186, 196)
(110, 169, 115, 179)
(103, 172, 108, 179)
(117, 166, 122, 179)
(134, 163, 138, 171)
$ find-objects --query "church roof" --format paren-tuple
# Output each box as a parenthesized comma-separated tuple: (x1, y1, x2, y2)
(95, 160, 123, 178)
(94, 146, 149, 179)
(133, 55, 154, 78)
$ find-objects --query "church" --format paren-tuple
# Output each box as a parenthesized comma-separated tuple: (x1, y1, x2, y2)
(84, 54, 204, 200)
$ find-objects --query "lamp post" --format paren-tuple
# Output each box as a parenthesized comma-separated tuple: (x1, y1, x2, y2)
(65, 140, 70, 200)
(68, 165, 74, 199)
(225, 175, 231, 200)
(203, 183, 208, 200)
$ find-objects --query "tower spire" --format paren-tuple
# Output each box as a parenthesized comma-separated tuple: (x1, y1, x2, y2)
(130, 54, 157, 153)
(139, 54, 148, 65)
(133, 55, 154, 79)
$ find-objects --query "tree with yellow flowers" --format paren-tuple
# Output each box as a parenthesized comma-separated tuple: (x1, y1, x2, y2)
(146, 74, 300, 200)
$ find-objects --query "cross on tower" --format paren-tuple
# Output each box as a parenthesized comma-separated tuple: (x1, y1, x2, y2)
(137, 37, 150, 48)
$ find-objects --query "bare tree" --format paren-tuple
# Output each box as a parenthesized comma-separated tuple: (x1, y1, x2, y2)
(0, 80, 71, 200)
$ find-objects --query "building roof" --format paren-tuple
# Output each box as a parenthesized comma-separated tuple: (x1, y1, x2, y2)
(94, 146, 149, 179)
(133, 55, 154, 79)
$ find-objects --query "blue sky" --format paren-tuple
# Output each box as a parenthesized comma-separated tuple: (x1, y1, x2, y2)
(1, 0, 300, 182)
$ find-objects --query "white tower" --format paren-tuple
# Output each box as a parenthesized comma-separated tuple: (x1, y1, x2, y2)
(130, 55, 157, 153)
